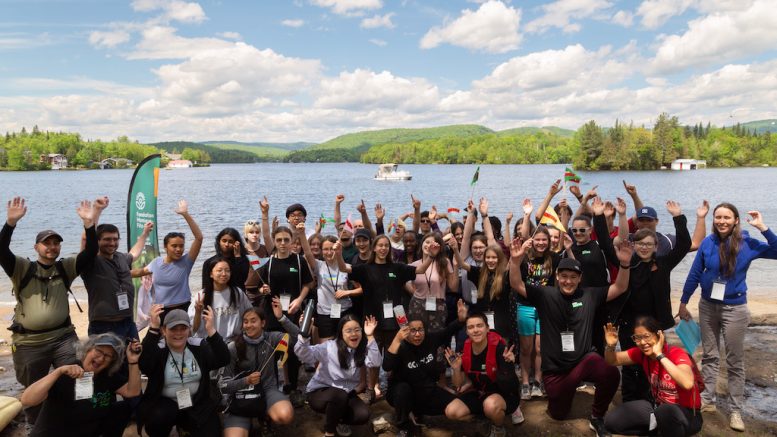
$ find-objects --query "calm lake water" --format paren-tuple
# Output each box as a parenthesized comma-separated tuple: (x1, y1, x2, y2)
(1, 163, 776, 301)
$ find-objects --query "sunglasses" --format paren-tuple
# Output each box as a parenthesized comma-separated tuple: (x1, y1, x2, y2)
(571, 228, 589, 234)
(420, 219, 431, 224)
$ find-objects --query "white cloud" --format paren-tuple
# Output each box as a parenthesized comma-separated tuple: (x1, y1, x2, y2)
(369, 38, 387, 46)
(309, 0, 382, 16)
(420, 1, 521, 54)
(0, 32, 54, 50)
(525, 0, 613, 34)
(360, 13, 395, 29)
(217, 31, 241, 40)
(281, 19, 305, 28)
(636, 0, 694, 29)
(650, 0, 777, 73)
(89, 29, 131, 48)
(611, 10, 633, 27)
(131, 0, 207, 23)
(314, 69, 439, 113)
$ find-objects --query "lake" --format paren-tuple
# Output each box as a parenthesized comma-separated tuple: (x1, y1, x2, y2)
(1, 163, 776, 301)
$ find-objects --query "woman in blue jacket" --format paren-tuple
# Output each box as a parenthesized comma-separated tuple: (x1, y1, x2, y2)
(679, 203, 777, 433)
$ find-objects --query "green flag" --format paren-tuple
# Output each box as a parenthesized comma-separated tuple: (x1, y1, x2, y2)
(127, 154, 161, 320)
(470, 166, 480, 186)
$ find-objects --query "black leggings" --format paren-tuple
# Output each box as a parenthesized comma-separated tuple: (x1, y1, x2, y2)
(386, 382, 457, 430)
(605, 400, 702, 437)
(142, 397, 221, 437)
(307, 387, 370, 434)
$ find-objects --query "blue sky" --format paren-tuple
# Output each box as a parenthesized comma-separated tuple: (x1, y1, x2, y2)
(1, 0, 776, 143)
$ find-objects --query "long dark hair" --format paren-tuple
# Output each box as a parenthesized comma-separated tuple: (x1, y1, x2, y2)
(336, 314, 367, 370)
(420, 232, 449, 279)
(234, 307, 265, 362)
(202, 256, 239, 310)
(712, 202, 741, 278)
(214, 227, 248, 258)
(633, 315, 661, 335)
(368, 235, 394, 265)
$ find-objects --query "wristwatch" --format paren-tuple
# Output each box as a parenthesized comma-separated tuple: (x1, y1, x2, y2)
(656, 353, 666, 363)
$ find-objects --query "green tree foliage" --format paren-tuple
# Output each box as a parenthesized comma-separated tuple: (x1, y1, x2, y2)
(151, 142, 268, 163)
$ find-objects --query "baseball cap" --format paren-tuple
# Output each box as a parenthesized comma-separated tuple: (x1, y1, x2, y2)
(636, 207, 658, 220)
(285, 203, 307, 218)
(93, 333, 125, 357)
(354, 228, 372, 241)
(557, 258, 582, 274)
(35, 230, 63, 244)
(164, 309, 191, 328)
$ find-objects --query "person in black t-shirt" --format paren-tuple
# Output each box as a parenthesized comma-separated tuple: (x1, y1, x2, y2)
(201, 227, 250, 290)
(509, 237, 633, 437)
(21, 333, 142, 437)
(383, 299, 470, 436)
(335, 234, 436, 403)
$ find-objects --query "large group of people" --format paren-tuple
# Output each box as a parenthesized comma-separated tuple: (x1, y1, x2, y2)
(2, 176, 776, 437)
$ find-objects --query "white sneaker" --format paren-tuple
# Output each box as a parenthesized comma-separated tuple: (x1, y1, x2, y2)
(336, 424, 352, 436)
(700, 401, 716, 413)
(511, 406, 525, 425)
(730, 411, 745, 432)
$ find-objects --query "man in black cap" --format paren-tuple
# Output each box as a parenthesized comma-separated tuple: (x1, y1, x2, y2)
(286, 203, 315, 239)
(509, 238, 633, 437)
(0, 195, 105, 425)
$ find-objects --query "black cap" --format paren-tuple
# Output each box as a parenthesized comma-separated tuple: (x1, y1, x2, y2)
(557, 258, 582, 274)
(35, 230, 63, 244)
(354, 228, 372, 241)
(285, 203, 307, 218)
(636, 206, 658, 220)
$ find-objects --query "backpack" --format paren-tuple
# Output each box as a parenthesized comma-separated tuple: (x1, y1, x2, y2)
(14, 259, 83, 314)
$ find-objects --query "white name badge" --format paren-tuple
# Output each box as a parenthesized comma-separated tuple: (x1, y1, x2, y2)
(75, 372, 94, 400)
(383, 302, 394, 319)
(280, 294, 291, 311)
(117, 293, 130, 311)
(485, 311, 495, 330)
(425, 297, 437, 312)
(649, 412, 657, 431)
(561, 331, 575, 352)
(330, 303, 342, 319)
(176, 387, 193, 409)
(470, 290, 478, 304)
(711, 280, 726, 301)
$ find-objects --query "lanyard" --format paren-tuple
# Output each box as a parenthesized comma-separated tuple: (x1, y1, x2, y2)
(170, 349, 188, 384)
(424, 261, 435, 292)
(325, 262, 340, 292)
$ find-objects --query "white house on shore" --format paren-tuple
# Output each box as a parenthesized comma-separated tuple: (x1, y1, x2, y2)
(40, 153, 68, 170)
(167, 159, 193, 169)
(671, 159, 706, 170)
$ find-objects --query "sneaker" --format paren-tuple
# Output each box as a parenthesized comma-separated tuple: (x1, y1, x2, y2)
(487, 424, 507, 437)
(511, 406, 525, 425)
(701, 401, 717, 413)
(336, 424, 352, 436)
(521, 384, 531, 400)
(589, 416, 612, 437)
(371, 416, 392, 434)
(358, 388, 375, 404)
(289, 389, 306, 408)
(530, 381, 543, 398)
(730, 411, 745, 432)
(396, 429, 413, 437)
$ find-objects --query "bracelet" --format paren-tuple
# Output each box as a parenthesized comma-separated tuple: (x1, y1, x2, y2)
(128, 361, 139, 365)
(656, 353, 666, 363)
(148, 328, 159, 334)
(619, 264, 630, 269)
(481, 213, 488, 218)
(605, 345, 616, 352)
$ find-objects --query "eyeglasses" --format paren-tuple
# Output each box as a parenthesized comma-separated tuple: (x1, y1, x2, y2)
(99, 237, 120, 242)
(245, 220, 259, 226)
(420, 219, 431, 224)
(343, 328, 362, 335)
(93, 348, 117, 362)
(634, 242, 655, 248)
(631, 334, 652, 343)
(571, 228, 589, 234)
(409, 328, 425, 335)
(275, 238, 291, 243)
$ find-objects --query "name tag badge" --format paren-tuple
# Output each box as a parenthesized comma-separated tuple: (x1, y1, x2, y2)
(649, 412, 658, 431)
(485, 311, 495, 330)
(470, 289, 477, 304)
(425, 297, 436, 311)
(280, 294, 291, 311)
(75, 372, 94, 400)
(561, 331, 575, 352)
(383, 301, 393, 319)
(176, 387, 193, 409)
(117, 293, 130, 311)
(330, 303, 342, 319)
(711, 280, 726, 301)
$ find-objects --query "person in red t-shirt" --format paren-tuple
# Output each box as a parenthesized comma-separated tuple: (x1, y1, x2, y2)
(602, 316, 703, 437)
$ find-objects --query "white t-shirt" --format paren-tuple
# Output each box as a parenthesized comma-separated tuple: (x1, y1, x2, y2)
(315, 259, 352, 315)
(188, 287, 253, 339)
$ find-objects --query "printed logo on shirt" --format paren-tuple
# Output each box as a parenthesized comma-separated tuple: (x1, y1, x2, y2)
(407, 353, 435, 369)
(91, 391, 113, 408)
(582, 250, 591, 255)
(290, 267, 299, 273)
(388, 272, 396, 279)
(572, 302, 583, 308)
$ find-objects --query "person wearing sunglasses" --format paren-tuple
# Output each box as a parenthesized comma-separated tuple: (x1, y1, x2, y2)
(22, 332, 142, 437)
(384, 300, 470, 437)
(603, 317, 704, 437)
(613, 201, 691, 404)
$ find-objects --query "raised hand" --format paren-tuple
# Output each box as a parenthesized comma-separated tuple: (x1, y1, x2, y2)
(364, 316, 378, 337)
(6, 197, 27, 226)
(569, 185, 582, 200)
(505, 211, 513, 223)
(603, 322, 619, 348)
(393, 326, 410, 344)
(615, 238, 634, 265)
(142, 221, 154, 236)
(428, 240, 441, 257)
(203, 305, 216, 336)
(260, 196, 270, 215)
(549, 179, 562, 196)
(411, 195, 421, 210)
(696, 200, 709, 218)
(467, 199, 475, 215)
(76, 200, 94, 225)
(429, 205, 438, 221)
(509, 237, 527, 260)
(233, 240, 242, 257)
(562, 233, 574, 251)
(478, 198, 489, 216)
(616, 197, 628, 215)
(335, 194, 345, 205)
(747, 210, 767, 231)
(149, 304, 164, 329)
(126, 339, 142, 363)
(271, 296, 283, 319)
(604, 201, 615, 218)
(650, 330, 665, 357)
(194, 294, 204, 314)
(456, 298, 468, 322)
(374, 203, 385, 220)
(584, 185, 599, 201)
(666, 200, 682, 217)
(445, 348, 462, 370)
(174, 199, 189, 216)
(591, 196, 605, 215)
(356, 200, 366, 214)
(622, 180, 637, 197)
(522, 198, 533, 215)
(271, 216, 279, 231)
(294, 222, 306, 236)
(502, 344, 516, 363)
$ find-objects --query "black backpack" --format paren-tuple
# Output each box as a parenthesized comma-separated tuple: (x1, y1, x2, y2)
(14, 259, 83, 313)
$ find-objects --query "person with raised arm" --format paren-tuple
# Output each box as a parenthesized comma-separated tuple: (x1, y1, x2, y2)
(137, 304, 230, 437)
(603, 317, 704, 437)
(133, 199, 203, 318)
(612, 200, 691, 403)
(1, 196, 104, 425)
(311, 235, 361, 341)
(201, 227, 250, 290)
(295, 315, 382, 437)
(508, 236, 634, 437)
(190, 257, 253, 339)
(335, 234, 437, 403)
(679, 204, 777, 432)
(408, 232, 458, 331)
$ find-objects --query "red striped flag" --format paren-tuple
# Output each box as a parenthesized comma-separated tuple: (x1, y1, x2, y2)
(564, 167, 581, 184)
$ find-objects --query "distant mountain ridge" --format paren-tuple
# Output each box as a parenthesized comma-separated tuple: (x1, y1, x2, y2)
(738, 119, 777, 134)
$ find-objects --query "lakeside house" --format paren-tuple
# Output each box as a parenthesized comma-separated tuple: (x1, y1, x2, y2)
(167, 159, 193, 169)
(671, 158, 707, 170)
(99, 157, 135, 169)
(40, 153, 68, 170)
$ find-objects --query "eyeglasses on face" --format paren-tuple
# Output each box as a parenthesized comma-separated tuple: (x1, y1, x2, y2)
(93, 348, 117, 362)
(343, 328, 362, 335)
(275, 237, 291, 243)
(634, 241, 655, 248)
(409, 328, 425, 335)
(420, 219, 431, 224)
(631, 334, 652, 343)
(571, 228, 589, 234)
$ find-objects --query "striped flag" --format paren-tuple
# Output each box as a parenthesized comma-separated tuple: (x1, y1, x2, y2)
(447, 207, 461, 214)
(275, 333, 290, 367)
(564, 167, 581, 184)
(247, 255, 270, 271)
(470, 166, 480, 186)
(540, 207, 566, 233)
(343, 213, 354, 234)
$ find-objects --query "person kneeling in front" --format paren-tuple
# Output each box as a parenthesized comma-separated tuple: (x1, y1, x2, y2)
(508, 237, 634, 437)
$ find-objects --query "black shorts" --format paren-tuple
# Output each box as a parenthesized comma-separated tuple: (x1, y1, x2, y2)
(315, 309, 353, 339)
(415, 387, 458, 416)
(460, 390, 520, 417)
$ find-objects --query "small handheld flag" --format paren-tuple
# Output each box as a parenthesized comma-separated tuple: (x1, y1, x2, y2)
(343, 213, 354, 235)
(539, 207, 566, 233)
(247, 255, 270, 271)
(259, 333, 291, 372)
(470, 166, 480, 186)
(447, 207, 461, 214)
(564, 167, 581, 184)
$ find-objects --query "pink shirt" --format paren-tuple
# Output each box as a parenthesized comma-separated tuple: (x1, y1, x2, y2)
(410, 260, 453, 300)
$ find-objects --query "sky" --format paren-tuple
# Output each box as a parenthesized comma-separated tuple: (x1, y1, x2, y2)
(1, 0, 777, 143)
